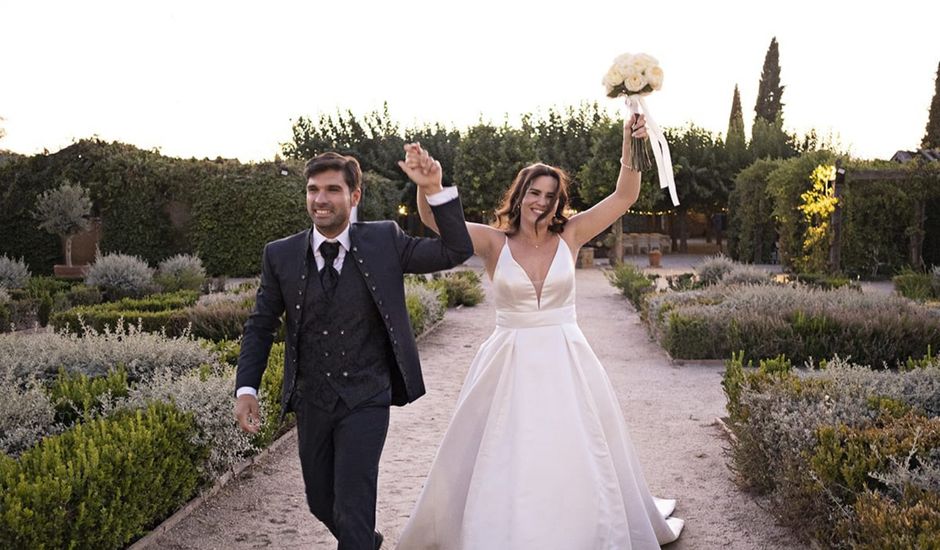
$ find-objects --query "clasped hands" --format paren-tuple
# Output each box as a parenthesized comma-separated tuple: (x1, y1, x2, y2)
(398, 143, 444, 194)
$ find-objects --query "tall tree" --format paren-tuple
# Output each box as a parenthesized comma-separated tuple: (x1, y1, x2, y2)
(753, 37, 785, 128)
(726, 84, 748, 170)
(923, 61, 940, 149)
(668, 125, 728, 252)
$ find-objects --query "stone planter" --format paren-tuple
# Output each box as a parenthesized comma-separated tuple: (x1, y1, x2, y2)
(576, 247, 595, 269)
(648, 249, 662, 268)
(54, 264, 89, 279)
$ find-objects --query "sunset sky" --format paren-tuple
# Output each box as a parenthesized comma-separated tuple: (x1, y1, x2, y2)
(1, 0, 937, 162)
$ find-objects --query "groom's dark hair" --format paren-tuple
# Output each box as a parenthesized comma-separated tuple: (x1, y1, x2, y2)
(303, 152, 362, 192)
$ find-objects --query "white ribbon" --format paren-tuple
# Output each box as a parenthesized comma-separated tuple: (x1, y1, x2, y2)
(625, 95, 679, 206)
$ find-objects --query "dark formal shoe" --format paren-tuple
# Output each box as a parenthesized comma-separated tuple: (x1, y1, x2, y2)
(374, 530, 384, 550)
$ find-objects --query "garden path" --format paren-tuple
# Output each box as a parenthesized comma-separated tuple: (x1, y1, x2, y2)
(144, 264, 800, 549)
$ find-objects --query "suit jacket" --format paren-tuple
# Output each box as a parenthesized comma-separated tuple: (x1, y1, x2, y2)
(236, 197, 473, 414)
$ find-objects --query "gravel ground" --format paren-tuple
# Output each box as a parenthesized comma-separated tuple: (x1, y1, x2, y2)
(144, 264, 801, 550)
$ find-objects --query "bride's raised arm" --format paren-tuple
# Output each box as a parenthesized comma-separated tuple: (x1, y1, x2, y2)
(565, 114, 648, 249)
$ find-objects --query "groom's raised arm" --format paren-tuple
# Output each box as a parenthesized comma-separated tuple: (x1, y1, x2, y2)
(395, 143, 473, 272)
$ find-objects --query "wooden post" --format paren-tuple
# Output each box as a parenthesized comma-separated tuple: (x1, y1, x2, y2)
(828, 161, 845, 274)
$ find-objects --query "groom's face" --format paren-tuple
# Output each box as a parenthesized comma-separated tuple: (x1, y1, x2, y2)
(306, 169, 361, 238)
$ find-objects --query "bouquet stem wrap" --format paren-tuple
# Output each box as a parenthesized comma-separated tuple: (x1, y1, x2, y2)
(625, 95, 679, 206)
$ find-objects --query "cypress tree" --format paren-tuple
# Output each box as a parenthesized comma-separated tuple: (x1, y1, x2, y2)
(727, 85, 746, 150)
(922, 61, 940, 149)
(754, 37, 785, 126)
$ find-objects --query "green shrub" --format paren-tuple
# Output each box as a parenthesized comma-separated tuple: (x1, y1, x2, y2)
(605, 263, 654, 311)
(0, 367, 57, 457)
(405, 281, 446, 336)
(119, 365, 255, 479)
(49, 366, 130, 426)
(23, 276, 72, 299)
(695, 253, 735, 286)
(430, 270, 484, 307)
(790, 272, 860, 291)
(155, 254, 207, 292)
(0, 319, 215, 384)
(0, 402, 205, 549)
(0, 255, 31, 290)
(650, 284, 940, 366)
(36, 292, 53, 327)
(200, 338, 242, 366)
(894, 269, 934, 301)
(850, 489, 940, 550)
(49, 291, 199, 335)
(664, 272, 699, 292)
(724, 353, 940, 547)
(50, 307, 190, 337)
(185, 300, 251, 342)
(255, 343, 291, 449)
(65, 284, 103, 306)
(85, 252, 155, 299)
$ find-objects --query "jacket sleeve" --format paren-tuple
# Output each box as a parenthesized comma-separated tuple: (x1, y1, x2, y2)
(235, 243, 285, 391)
(395, 195, 474, 273)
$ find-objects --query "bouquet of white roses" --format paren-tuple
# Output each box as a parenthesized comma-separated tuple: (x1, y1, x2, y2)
(602, 52, 679, 206)
(603, 53, 664, 99)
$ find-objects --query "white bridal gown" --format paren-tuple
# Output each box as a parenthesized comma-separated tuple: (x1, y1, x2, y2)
(396, 238, 684, 550)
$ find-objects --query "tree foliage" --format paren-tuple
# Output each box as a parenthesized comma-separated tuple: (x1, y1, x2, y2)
(726, 84, 748, 171)
(754, 37, 785, 126)
(33, 181, 92, 239)
(453, 121, 536, 221)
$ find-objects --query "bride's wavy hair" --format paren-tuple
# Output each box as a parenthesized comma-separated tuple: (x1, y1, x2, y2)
(493, 163, 570, 236)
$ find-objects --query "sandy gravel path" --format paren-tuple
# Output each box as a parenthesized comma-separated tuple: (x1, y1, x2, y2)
(145, 266, 799, 549)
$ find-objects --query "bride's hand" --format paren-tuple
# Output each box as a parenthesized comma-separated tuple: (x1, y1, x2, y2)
(399, 142, 444, 193)
(626, 113, 648, 139)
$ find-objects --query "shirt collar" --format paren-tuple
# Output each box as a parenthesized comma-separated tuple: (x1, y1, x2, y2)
(311, 224, 352, 254)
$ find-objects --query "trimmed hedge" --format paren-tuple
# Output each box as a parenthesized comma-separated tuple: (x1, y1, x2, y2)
(723, 354, 940, 547)
(648, 284, 940, 367)
(0, 402, 205, 549)
(49, 291, 199, 335)
(0, 139, 309, 277)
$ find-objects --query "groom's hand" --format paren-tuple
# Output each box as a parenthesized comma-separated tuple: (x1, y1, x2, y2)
(398, 143, 444, 194)
(235, 394, 261, 434)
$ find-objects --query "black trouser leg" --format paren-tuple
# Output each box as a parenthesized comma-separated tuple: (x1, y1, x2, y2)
(296, 388, 391, 550)
(332, 389, 390, 550)
(295, 396, 339, 537)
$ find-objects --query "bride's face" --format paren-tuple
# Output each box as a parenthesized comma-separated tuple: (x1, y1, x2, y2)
(520, 175, 559, 229)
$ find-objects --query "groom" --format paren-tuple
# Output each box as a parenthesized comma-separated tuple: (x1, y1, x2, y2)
(234, 145, 473, 550)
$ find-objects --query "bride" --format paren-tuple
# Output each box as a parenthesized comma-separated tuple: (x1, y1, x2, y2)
(396, 114, 683, 549)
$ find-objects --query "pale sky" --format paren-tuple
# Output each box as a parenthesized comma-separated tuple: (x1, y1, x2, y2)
(1, 0, 937, 162)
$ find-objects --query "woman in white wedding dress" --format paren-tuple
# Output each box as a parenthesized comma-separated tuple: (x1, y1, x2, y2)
(396, 115, 683, 550)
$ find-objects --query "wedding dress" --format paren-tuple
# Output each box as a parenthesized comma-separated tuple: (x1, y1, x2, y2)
(396, 237, 683, 549)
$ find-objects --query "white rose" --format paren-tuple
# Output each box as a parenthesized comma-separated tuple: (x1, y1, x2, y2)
(633, 53, 658, 72)
(613, 53, 634, 67)
(602, 66, 624, 89)
(624, 73, 646, 93)
(647, 66, 664, 90)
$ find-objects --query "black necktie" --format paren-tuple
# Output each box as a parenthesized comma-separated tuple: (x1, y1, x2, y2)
(319, 241, 340, 297)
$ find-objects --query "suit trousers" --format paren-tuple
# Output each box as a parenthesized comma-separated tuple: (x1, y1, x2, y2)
(294, 385, 391, 550)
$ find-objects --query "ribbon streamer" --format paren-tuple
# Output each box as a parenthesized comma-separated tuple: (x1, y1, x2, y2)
(625, 96, 680, 206)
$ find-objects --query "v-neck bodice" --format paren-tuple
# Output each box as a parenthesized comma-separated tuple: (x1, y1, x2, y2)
(492, 237, 576, 312)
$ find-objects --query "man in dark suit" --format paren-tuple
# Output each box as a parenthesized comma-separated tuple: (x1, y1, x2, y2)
(234, 145, 473, 550)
